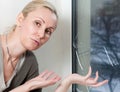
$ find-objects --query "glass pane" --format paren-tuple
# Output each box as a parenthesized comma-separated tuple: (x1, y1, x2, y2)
(90, 0, 120, 92)
(72, 0, 91, 92)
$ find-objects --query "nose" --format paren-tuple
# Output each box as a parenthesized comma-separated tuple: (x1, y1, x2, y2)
(37, 28, 45, 38)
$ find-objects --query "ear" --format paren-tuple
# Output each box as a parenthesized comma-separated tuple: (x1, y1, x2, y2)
(16, 13, 24, 26)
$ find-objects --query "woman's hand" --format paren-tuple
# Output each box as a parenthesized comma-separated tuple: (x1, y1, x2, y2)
(25, 70, 61, 90)
(68, 67, 108, 87)
(55, 67, 108, 92)
(10, 70, 61, 92)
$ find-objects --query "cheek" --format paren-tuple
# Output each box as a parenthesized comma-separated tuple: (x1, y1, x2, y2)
(41, 37, 50, 45)
(19, 24, 32, 44)
(21, 22, 35, 36)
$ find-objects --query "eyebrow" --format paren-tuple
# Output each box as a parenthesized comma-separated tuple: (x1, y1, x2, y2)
(36, 17, 57, 29)
(36, 17, 45, 24)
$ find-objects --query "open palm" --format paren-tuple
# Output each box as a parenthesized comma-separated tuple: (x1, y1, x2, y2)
(68, 67, 108, 87)
(25, 70, 61, 90)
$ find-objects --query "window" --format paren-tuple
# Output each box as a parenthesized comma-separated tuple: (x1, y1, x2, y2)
(72, 0, 120, 92)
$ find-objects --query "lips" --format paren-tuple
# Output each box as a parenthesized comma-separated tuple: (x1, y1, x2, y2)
(31, 38, 40, 46)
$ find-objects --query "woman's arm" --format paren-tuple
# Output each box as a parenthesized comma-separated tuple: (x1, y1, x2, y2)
(10, 67, 108, 92)
(55, 67, 108, 92)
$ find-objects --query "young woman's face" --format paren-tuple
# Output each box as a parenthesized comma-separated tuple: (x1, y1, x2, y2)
(18, 7, 57, 50)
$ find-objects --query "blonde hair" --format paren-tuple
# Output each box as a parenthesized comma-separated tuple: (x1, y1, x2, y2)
(22, 0, 58, 18)
(10, 0, 57, 32)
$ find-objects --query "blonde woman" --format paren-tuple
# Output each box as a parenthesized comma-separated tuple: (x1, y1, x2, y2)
(0, 0, 108, 92)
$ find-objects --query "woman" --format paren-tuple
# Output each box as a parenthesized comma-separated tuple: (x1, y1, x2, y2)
(0, 0, 108, 92)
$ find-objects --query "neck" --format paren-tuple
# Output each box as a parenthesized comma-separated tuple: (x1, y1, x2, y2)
(1, 31, 26, 59)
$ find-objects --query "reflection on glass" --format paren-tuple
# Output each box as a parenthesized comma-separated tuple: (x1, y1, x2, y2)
(90, 0, 120, 92)
(72, 0, 90, 92)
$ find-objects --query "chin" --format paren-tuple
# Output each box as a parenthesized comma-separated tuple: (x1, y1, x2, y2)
(27, 46, 41, 51)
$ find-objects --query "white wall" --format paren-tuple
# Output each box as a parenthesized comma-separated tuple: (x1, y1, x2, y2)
(0, 0, 72, 92)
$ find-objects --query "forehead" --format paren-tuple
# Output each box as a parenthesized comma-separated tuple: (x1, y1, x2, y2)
(26, 7, 57, 26)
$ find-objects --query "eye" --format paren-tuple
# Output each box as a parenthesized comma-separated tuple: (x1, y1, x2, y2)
(45, 28, 52, 36)
(35, 21, 41, 27)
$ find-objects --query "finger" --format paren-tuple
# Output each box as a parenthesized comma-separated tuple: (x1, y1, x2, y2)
(84, 66, 92, 79)
(86, 71, 99, 85)
(89, 80, 108, 87)
(47, 75, 61, 85)
(50, 74, 61, 81)
(39, 70, 50, 77)
(43, 71, 54, 80)
(53, 75, 61, 81)
(92, 71, 99, 83)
